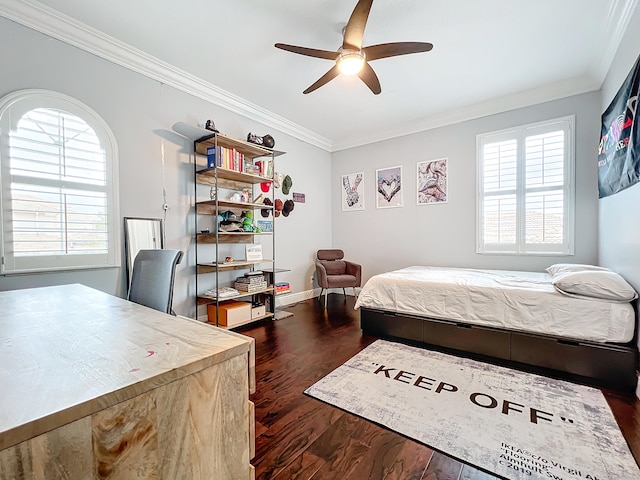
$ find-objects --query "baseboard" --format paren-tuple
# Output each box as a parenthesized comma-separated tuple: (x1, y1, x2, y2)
(276, 288, 319, 307)
(195, 288, 356, 322)
(277, 287, 361, 306)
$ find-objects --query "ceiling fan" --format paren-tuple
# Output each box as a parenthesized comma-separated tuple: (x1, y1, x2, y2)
(275, 0, 433, 95)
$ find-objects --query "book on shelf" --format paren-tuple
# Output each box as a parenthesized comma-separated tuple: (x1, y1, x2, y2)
(275, 281, 290, 293)
(203, 286, 239, 298)
(234, 281, 268, 292)
(206, 146, 220, 169)
(254, 158, 272, 178)
(244, 164, 260, 175)
(235, 275, 266, 284)
(235, 282, 267, 290)
(206, 146, 246, 172)
(236, 275, 267, 285)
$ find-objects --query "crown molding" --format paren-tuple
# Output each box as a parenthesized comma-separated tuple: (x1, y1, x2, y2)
(593, 0, 639, 83)
(1, 0, 636, 154)
(331, 75, 601, 152)
(0, 0, 333, 151)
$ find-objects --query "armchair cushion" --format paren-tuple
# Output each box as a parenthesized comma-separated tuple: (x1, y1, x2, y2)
(325, 274, 359, 288)
(322, 260, 347, 275)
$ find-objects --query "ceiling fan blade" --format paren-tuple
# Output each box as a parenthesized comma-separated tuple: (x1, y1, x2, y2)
(303, 65, 340, 94)
(363, 42, 434, 61)
(275, 43, 339, 60)
(357, 62, 381, 95)
(342, 0, 374, 50)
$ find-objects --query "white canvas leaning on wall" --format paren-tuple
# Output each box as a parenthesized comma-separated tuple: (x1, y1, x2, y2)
(376, 166, 403, 209)
(342, 172, 365, 211)
(417, 158, 448, 205)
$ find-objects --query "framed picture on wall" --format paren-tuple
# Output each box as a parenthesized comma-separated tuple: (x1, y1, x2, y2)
(376, 166, 403, 209)
(341, 172, 365, 211)
(417, 158, 448, 205)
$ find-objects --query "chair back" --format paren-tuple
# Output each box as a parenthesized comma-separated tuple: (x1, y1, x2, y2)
(316, 249, 348, 277)
(128, 249, 184, 315)
(317, 249, 344, 261)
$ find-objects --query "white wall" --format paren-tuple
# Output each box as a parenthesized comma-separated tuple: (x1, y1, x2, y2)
(332, 92, 602, 282)
(598, 6, 640, 293)
(0, 18, 332, 317)
(598, 6, 640, 353)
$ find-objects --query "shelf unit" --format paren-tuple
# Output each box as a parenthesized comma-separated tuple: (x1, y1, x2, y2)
(193, 133, 280, 328)
(263, 268, 293, 320)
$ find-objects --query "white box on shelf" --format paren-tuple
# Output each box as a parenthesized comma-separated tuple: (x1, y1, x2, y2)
(251, 305, 266, 319)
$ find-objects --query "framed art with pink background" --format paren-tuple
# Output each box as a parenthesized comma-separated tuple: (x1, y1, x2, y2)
(376, 166, 403, 209)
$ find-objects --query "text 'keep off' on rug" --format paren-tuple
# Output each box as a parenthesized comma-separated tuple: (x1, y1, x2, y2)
(305, 340, 639, 480)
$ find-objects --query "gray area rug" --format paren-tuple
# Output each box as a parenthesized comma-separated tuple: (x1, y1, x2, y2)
(305, 340, 639, 480)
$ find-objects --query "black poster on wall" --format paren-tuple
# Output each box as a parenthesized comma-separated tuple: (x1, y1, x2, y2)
(598, 54, 640, 198)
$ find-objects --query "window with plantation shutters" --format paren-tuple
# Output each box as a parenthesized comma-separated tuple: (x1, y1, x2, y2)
(0, 90, 119, 273)
(476, 116, 574, 255)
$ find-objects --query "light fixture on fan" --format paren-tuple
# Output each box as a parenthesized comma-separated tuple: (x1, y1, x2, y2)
(275, 0, 433, 94)
(336, 49, 366, 75)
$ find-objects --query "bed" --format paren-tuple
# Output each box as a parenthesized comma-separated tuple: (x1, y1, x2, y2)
(355, 265, 639, 391)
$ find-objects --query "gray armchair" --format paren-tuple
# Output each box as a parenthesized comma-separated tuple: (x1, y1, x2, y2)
(315, 249, 361, 308)
(128, 249, 184, 315)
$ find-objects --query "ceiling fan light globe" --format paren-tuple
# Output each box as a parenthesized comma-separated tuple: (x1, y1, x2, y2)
(337, 50, 366, 75)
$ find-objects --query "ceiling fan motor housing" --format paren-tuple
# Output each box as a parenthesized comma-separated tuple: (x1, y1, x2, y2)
(337, 49, 366, 75)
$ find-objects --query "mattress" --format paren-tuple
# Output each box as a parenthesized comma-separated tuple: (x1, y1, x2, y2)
(354, 266, 635, 343)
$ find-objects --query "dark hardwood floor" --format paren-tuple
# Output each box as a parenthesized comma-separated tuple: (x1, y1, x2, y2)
(238, 294, 640, 480)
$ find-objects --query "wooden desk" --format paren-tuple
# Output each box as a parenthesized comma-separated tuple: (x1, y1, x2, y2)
(0, 284, 255, 480)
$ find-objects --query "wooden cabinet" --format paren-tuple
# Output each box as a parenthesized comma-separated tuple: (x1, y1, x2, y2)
(0, 284, 256, 479)
(193, 133, 283, 328)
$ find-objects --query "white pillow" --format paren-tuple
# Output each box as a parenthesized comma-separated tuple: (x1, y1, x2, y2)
(552, 270, 638, 302)
(546, 263, 611, 277)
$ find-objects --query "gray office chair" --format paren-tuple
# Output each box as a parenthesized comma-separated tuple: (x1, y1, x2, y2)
(128, 249, 184, 315)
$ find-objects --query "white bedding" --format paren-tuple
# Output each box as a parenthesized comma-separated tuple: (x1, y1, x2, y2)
(354, 266, 636, 343)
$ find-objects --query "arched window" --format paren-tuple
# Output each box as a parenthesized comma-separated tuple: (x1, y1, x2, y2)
(0, 89, 119, 273)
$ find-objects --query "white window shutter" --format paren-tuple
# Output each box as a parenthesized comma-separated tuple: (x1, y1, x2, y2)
(477, 116, 574, 255)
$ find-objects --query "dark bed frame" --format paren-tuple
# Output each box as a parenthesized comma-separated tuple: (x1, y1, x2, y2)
(360, 307, 639, 392)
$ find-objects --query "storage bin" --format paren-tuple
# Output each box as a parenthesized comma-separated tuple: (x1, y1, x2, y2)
(208, 301, 251, 326)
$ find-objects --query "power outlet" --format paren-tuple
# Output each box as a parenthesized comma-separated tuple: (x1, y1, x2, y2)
(309, 275, 314, 284)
